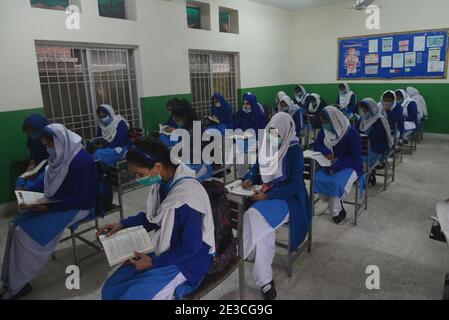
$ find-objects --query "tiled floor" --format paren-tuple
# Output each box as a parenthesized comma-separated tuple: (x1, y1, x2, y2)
(1, 136, 448, 300)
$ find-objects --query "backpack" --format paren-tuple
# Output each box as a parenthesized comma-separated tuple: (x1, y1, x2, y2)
(201, 180, 237, 274)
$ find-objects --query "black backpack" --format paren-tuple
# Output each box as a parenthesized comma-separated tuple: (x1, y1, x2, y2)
(201, 180, 237, 274)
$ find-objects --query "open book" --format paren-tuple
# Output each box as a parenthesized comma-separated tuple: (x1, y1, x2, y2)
(99, 226, 154, 267)
(19, 160, 47, 179)
(225, 180, 262, 197)
(15, 191, 60, 206)
(303, 150, 332, 167)
(204, 115, 220, 124)
(159, 124, 173, 136)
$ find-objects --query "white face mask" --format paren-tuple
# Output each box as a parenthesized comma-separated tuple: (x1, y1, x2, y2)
(214, 102, 221, 108)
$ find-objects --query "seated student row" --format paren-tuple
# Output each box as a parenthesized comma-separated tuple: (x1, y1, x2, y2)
(2, 83, 425, 300)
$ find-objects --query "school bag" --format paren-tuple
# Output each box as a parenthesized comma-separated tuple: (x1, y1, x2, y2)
(201, 180, 237, 274)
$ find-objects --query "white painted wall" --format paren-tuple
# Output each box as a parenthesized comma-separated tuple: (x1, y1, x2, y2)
(289, 0, 449, 84)
(0, 0, 291, 112)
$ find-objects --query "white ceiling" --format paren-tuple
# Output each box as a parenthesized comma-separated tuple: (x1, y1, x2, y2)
(250, 0, 353, 10)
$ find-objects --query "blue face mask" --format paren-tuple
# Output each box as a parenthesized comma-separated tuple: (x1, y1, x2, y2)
(242, 106, 251, 114)
(136, 174, 162, 187)
(361, 112, 371, 121)
(47, 146, 56, 158)
(102, 116, 113, 126)
(174, 120, 185, 128)
(322, 123, 334, 133)
(341, 89, 347, 95)
(29, 132, 41, 140)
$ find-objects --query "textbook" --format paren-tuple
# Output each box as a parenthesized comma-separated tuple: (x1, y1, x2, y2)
(19, 160, 47, 179)
(303, 150, 332, 167)
(15, 191, 60, 206)
(99, 226, 155, 267)
(159, 124, 173, 136)
(225, 180, 262, 197)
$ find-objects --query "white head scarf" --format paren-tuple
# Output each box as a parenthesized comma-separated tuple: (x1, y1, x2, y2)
(338, 83, 355, 110)
(359, 98, 393, 148)
(308, 93, 322, 113)
(395, 89, 414, 118)
(44, 124, 83, 198)
(406, 86, 427, 118)
(379, 90, 397, 115)
(279, 95, 301, 117)
(322, 106, 350, 152)
(275, 91, 287, 105)
(259, 112, 299, 184)
(97, 104, 130, 143)
(145, 163, 215, 256)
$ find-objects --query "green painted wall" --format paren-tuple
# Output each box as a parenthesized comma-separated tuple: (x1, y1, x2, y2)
(1, 82, 447, 206)
(238, 84, 296, 110)
(298, 83, 449, 134)
(0, 108, 45, 204)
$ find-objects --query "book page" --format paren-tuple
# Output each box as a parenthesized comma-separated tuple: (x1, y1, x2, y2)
(159, 125, 172, 136)
(225, 180, 261, 197)
(100, 226, 154, 267)
(436, 202, 449, 241)
(15, 191, 60, 206)
(303, 150, 331, 167)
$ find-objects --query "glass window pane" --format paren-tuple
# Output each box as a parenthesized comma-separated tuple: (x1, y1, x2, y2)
(98, 0, 126, 19)
(187, 6, 201, 29)
(219, 11, 230, 33)
(30, 0, 70, 10)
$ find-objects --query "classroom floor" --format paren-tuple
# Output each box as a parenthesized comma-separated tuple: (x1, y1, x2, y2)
(1, 135, 448, 300)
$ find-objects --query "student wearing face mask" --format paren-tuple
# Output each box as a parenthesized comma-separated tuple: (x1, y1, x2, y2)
(406, 87, 427, 122)
(395, 89, 419, 140)
(234, 92, 267, 138)
(240, 113, 312, 300)
(163, 98, 181, 132)
(303, 93, 327, 129)
(292, 85, 309, 108)
(313, 106, 363, 224)
(15, 114, 49, 191)
(99, 138, 215, 300)
(160, 99, 197, 149)
(1, 124, 98, 300)
(359, 98, 393, 186)
(275, 91, 288, 111)
(379, 90, 404, 139)
(337, 83, 357, 119)
(91, 104, 131, 166)
(277, 95, 303, 139)
(207, 93, 234, 135)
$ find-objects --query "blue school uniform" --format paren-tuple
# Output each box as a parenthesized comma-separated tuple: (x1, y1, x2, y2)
(404, 101, 419, 133)
(385, 105, 404, 136)
(243, 144, 312, 251)
(102, 177, 212, 300)
(93, 121, 130, 166)
(16, 114, 49, 190)
(210, 93, 234, 133)
(363, 119, 390, 169)
(234, 93, 266, 137)
(313, 127, 364, 198)
(15, 149, 98, 247)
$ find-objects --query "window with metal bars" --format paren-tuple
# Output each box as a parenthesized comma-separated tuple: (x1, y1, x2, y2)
(189, 51, 238, 119)
(35, 45, 140, 140)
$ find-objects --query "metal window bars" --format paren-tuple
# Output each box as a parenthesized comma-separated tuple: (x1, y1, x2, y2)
(35, 45, 140, 141)
(189, 51, 238, 119)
